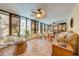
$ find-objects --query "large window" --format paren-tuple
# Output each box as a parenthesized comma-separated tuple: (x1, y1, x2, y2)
(44, 24, 46, 32)
(45, 24, 48, 32)
(42, 24, 44, 33)
(0, 10, 49, 37)
(36, 22, 38, 33)
(40, 23, 43, 33)
(20, 17, 27, 36)
(31, 20, 38, 33)
(11, 14, 20, 36)
(44, 24, 48, 32)
(0, 11, 9, 37)
(31, 20, 36, 33)
(47, 25, 51, 32)
(38, 22, 40, 33)
(27, 19, 31, 34)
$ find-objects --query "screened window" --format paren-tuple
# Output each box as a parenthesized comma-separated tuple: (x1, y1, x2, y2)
(31, 20, 36, 33)
(11, 14, 20, 36)
(40, 23, 43, 33)
(36, 22, 38, 33)
(20, 17, 27, 36)
(45, 24, 47, 32)
(0, 11, 9, 37)
(27, 19, 31, 34)
(44, 24, 46, 32)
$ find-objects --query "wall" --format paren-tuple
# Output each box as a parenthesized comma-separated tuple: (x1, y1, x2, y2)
(67, 4, 79, 34)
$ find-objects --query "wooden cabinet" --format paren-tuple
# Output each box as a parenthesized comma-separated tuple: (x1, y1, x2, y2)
(52, 44, 74, 56)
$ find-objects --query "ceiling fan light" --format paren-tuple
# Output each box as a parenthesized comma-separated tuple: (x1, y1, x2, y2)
(36, 13, 41, 17)
(31, 8, 47, 19)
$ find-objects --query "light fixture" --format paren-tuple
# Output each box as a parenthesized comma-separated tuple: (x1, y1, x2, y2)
(31, 8, 47, 19)
(36, 13, 42, 18)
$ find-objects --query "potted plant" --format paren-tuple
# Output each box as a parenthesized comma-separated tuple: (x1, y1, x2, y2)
(24, 29, 30, 38)
(17, 32, 20, 37)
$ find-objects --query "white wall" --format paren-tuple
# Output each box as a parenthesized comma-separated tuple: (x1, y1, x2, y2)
(67, 4, 79, 34)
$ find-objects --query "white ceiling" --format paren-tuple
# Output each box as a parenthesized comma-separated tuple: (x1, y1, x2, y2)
(0, 3, 75, 24)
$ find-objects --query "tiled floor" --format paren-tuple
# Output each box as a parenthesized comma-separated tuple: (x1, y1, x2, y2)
(0, 39, 52, 56)
(21, 39, 52, 56)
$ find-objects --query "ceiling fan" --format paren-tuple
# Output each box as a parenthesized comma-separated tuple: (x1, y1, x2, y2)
(31, 8, 47, 19)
